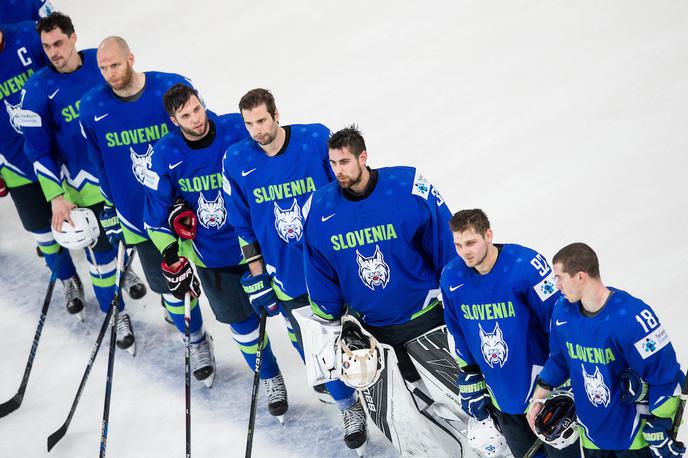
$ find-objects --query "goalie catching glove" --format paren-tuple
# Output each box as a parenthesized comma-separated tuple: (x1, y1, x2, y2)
(467, 416, 509, 458)
(533, 389, 579, 450)
(336, 315, 384, 389)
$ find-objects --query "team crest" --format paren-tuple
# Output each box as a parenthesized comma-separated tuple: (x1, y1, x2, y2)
(274, 199, 303, 243)
(581, 364, 610, 407)
(197, 191, 227, 229)
(479, 322, 509, 368)
(355, 245, 391, 291)
(5, 100, 23, 133)
(130, 144, 154, 185)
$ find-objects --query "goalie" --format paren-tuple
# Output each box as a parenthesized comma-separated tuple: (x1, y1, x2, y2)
(298, 126, 506, 457)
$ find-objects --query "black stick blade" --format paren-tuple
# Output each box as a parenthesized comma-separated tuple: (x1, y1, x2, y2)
(47, 422, 68, 452)
(0, 393, 23, 418)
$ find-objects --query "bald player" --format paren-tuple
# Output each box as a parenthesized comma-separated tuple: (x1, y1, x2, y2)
(79, 36, 217, 384)
(20, 13, 145, 341)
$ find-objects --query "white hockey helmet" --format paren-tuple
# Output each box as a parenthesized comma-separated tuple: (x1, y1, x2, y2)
(534, 389, 579, 450)
(52, 208, 101, 249)
(467, 417, 509, 458)
(336, 315, 385, 389)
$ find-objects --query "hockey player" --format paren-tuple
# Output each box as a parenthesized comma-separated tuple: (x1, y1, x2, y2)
(441, 209, 580, 458)
(0, 19, 80, 308)
(79, 36, 214, 378)
(0, 0, 52, 23)
(143, 83, 286, 399)
(20, 13, 145, 339)
(527, 242, 685, 458)
(302, 125, 461, 452)
(221, 89, 359, 446)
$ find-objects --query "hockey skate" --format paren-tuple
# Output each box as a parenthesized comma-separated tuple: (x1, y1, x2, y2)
(61, 275, 85, 321)
(115, 311, 136, 356)
(263, 373, 288, 424)
(122, 267, 146, 299)
(190, 334, 216, 388)
(342, 398, 367, 455)
(313, 383, 335, 404)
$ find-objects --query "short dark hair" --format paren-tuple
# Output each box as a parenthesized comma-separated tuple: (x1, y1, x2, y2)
(552, 242, 600, 279)
(328, 125, 367, 158)
(36, 12, 75, 36)
(239, 88, 276, 118)
(449, 209, 491, 235)
(163, 83, 199, 117)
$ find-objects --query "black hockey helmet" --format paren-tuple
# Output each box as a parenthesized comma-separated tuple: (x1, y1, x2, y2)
(534, 389, 579, 449)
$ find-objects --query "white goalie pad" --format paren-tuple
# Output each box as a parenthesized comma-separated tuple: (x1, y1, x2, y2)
(405, 325, 513, 458)
(359, 343, 485, 457)
(292, 306, 341, 386)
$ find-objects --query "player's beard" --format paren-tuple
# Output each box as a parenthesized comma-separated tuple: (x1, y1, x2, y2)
(108, 64, 134, 92)
(337, 165, 364, 190)
(180, 116, 209, 140)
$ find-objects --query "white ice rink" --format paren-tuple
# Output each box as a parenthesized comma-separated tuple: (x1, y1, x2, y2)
(1, 1, 687, 456)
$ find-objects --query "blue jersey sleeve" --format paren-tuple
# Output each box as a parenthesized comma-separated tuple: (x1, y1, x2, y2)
(221, 151, 257, 249)
(538, 302, 570, 387)
(143, 143, 178, 254)
(21, 75, 63, 201)
(441, 279, 476, 368)
(303, 226, 345, 321)
(620, 303, 683, 417)
(414, 180, 455, 274)
(80, 116, 114, 205)
(519, 250, 559, 336)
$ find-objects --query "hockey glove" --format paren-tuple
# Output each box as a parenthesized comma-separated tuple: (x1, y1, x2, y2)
(642, 417, 685, 458)
(0, 176, 8, 197)
(99, 205, 124, 247)
(457, 366, 491, 421)
(620, 369, 649, 404)
(168, 197, 197, 240)
(161, 257, 201, 300)
(240, 272, 280, 317)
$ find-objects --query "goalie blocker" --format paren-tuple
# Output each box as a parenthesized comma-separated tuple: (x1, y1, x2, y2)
(293, 307, 511, 457)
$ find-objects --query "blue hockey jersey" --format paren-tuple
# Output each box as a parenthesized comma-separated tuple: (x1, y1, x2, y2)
(80, 71, 190, 244)
(21, 48, 103, 205)
(222, 124, 334, 300)
(0, 0, 52, 23)
(304, 167, 455, 326)
(0, 20, 46, 188)
(144, 113, 249, 268)
(441, 244, 560, 414)
(538, 289, 683, 450)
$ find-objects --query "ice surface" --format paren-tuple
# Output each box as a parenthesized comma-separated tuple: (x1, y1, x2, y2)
(1, 1, 686, 456)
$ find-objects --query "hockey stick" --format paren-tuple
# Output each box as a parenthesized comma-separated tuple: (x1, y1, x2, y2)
(99, 241, 127, 457)
(47, 244, 133, 452)
(244, 310, 268, 458)
(523, 438, 543, 458)
(184, 292, 191, 458)
(0, 248, 65, 418)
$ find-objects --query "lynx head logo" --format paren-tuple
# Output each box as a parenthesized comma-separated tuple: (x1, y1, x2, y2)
(5, 100, 22, 134)
(197, 191, 227, 229)
(130, 144, 154, 185)
(274, 199, 303, 243)
(479, 322, 509, 368)
(582, 365, 610, 407)
(355, 245, 391, 291)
